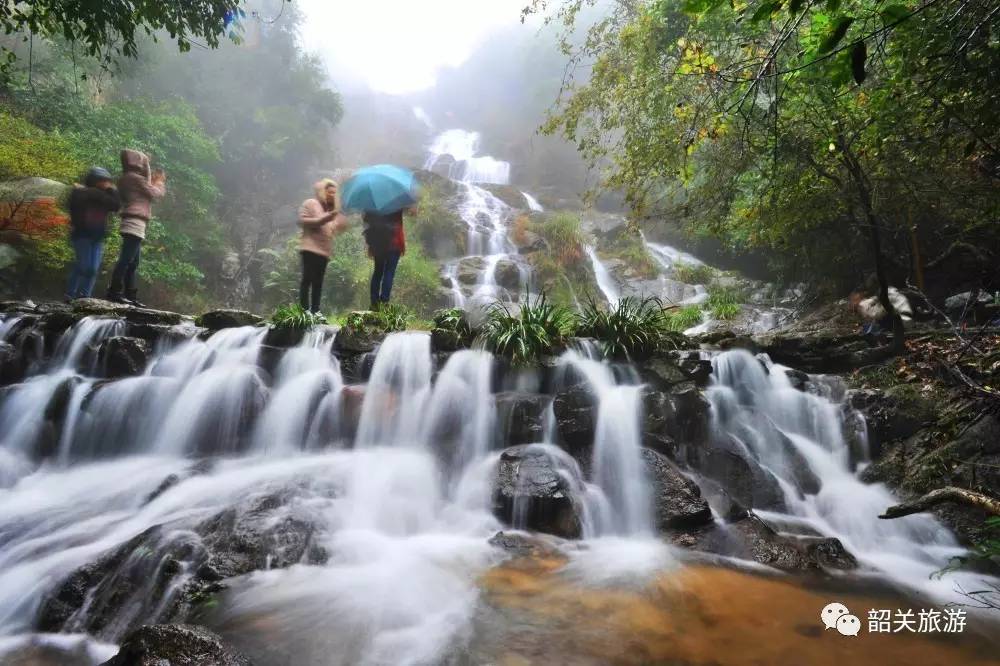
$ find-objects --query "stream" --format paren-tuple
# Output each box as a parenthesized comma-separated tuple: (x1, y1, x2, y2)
(0, 311, 997, 664)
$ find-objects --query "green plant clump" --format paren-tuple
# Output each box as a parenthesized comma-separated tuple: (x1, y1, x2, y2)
(480, 294, 576, 366)
(578, 296, 682, 360)
(706, 285, 743, 321)
(270, 303, 328, 330)
(672, 261, 716, 285)
(664, 305, 704, 332)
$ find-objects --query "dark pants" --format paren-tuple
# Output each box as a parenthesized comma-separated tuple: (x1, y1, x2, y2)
(108, 233, 143, 298)
(370, 251, 401, 308)
(299, 250, 328, 312)
(67, 236, 105, 298)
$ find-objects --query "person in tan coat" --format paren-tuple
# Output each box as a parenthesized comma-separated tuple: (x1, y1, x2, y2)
(106, 149, 166, 305)
(297, 179, 347, 312)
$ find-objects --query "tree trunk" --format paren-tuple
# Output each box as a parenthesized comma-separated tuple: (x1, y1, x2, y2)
(839, 138, 905, 352)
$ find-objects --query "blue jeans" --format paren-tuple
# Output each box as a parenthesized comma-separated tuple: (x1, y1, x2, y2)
(66, 237, 105, 298)
(108, 233, 143, 298)
(370, 252, 401, 307)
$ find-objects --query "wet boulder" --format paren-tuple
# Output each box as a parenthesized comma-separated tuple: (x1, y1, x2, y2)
(489, 531, 563, 559)
(38, 491, 328, 639)
(552, 384, 598, 457)
(333, 312, 388, 354)
(492, 445, 583, 539)
(637, 355, 689, 390)
(512, 228, 549, 254)
(496, 392, 550, 445)
(100, 624, 253, 666)
(753, 331, 891, 374)
(0, 341, 20, 385)
(704, 514, 857, 572)
(695, 446, 786, 512)
(642, 449, 713, 530)
(455, 257, 487, 286)
(493, 259, 522, 291)
(848, 387, 934, 457)
(642, 386, 710, 457)
(98, 336, 149, 378)
(197, 309, 264, 331)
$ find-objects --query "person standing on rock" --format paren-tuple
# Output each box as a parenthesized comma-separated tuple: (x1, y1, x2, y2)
(106, 149, 166, 306)
(65, 167, 120, 301)
(297, 179, 346, 313)
(363, 208, 409, 310)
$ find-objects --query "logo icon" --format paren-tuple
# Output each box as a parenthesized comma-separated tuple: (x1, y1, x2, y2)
(821, 602, 850, 630)
(836, 614, 861, 637)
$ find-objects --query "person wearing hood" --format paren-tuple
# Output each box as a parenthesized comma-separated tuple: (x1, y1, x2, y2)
(106, 149, 165, 305)
(297, 179, 346, 312)
(65, 167, 120, 301)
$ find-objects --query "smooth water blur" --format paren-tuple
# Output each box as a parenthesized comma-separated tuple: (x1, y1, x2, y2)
(708, 350, 985, 599)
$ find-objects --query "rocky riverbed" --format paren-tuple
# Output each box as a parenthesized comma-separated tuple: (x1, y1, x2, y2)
(0, 298, 997, 665)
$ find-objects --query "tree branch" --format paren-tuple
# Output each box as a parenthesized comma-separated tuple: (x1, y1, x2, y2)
(880, 486, 1000, 519)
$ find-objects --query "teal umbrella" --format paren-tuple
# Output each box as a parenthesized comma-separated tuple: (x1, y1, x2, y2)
(341, 165, 419, 215)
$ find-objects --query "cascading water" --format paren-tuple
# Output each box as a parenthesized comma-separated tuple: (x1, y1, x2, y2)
(0, 312, 997, 664)
(585, 245, 621, 308)
(521, 191, 544, 212)
(707, 350, 989, 597)
(424, 128, 530, 308)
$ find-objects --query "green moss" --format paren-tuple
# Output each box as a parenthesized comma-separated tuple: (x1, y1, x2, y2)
(672, 261, 716, 285)
(705, 284, 743, 320)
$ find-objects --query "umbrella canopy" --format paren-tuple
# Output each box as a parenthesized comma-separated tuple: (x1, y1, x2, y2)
(340, 165, 419, 215)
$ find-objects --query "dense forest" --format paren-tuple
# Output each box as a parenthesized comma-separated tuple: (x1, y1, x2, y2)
(527, 0, 998, 299)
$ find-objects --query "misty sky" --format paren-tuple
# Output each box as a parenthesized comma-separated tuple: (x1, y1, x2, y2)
(297, 0, 530, 94)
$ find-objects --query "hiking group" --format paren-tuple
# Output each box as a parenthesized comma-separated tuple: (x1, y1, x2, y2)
(66, 156, 412, 312)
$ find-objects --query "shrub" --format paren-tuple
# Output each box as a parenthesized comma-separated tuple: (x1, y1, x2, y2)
(706, 285, 743, 320)
(480, 293, 577, 366)
(344, 303, 411, 333)
(577, 296, 661, 359)
(664, 305, 704, 332)
(271, 303, 328, 329)
(672, 261, 716, 285)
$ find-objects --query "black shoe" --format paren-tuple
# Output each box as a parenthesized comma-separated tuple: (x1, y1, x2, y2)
(106, 292, 130, 305)
(124, 291, 145, 308)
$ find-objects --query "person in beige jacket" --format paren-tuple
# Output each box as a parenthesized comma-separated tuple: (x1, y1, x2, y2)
(106, 149, 166, 305)
(298, 178, 347, 312)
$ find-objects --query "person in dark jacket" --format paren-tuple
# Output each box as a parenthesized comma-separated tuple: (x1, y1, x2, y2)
(362, 208, 408, 310)
(65, 167, 120, 301)
(106, 149, 166, 306)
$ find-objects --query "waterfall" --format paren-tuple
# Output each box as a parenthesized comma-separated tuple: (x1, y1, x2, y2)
(557, 350, 651, 537)
(0, 311, 996, 663)
(424, 129, 511, 185)
(427, 130, 529, 308)
(707, 350, 981, 597)
(521, 191, 544, 212)
(585, 246, 621, 307)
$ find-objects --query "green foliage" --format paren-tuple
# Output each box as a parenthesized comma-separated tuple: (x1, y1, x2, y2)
(0, 111, 84, 182)
(529, 0, 1000, 295)
(577, 296, 682, 360)
(0, 0, 243, 73)
(432, 307, 476, 346)
(344, 303, 410, 334)
(270, 303, 328, 329)
(706, 285, 743, 320)
(410, 180, 465, 259)
(672, 262, 715, 285)
(664, 305, 704, 332)
(480, 294, 577, 366)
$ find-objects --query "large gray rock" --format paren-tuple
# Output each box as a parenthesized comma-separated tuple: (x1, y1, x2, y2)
(694, 514, 857, 572)
(496, 392, 551, 446)
(492, 445, 583, 539)
(38, 489, 327, 639)
(98, 336, 149, 378)
(696, 446, 786, 512)
(455, 257, 487, 286)
(100, 624, 253, 666)
(333, 313, 388, 354)
(642, 449, 713, 530)
(552, 384, 598, 456)
(752, 332, 892, 373)
(197, 309, 264, 331)
(493, 259, 522, 291)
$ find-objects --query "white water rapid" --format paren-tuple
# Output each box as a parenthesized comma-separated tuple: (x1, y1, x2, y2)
(0, 311, 996, 664)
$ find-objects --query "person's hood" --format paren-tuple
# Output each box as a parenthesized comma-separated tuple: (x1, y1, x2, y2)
(313, 178, 337, 207)
(120, 149, 150, 176)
